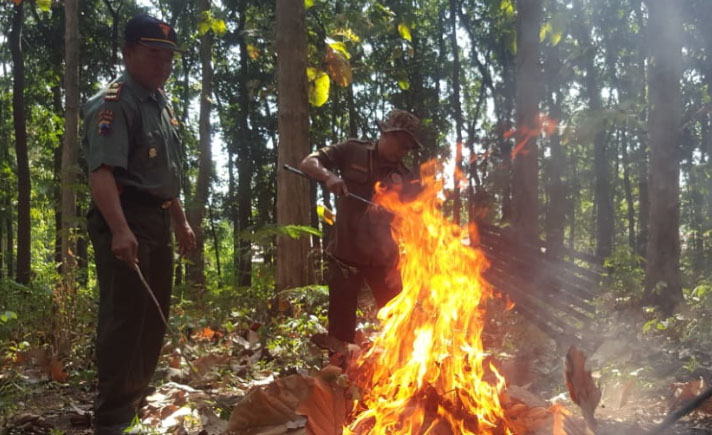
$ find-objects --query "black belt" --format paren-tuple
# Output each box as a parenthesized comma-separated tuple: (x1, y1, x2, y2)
(120, 187, 173, 209)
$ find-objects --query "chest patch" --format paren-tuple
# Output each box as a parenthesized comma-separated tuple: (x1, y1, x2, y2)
(148, 147, 158, 159)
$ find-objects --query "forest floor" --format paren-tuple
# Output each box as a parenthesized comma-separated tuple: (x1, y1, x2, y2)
(2, 297, 712, 435)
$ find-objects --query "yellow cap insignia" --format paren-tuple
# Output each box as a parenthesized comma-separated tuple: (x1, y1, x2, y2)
(148, 148, 158, 158)
(97, 110, 114, 136)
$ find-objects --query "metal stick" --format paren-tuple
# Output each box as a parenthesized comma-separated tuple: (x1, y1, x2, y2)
(132, 263, 196, 374)
(282, 164, 380, 208)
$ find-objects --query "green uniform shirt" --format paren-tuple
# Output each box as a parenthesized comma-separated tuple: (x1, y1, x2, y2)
(82, 71, 182, 200)
(310, 139, 419, 267)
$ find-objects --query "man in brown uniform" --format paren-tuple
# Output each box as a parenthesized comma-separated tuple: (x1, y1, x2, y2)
(300, 109, 422, 343)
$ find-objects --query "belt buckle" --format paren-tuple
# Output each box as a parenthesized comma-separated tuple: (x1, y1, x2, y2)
(161, 200, 173, 209)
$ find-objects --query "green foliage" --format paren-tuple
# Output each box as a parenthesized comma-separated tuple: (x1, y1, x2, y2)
(603, 246, 645, 303)
(307, 67, 331, 107)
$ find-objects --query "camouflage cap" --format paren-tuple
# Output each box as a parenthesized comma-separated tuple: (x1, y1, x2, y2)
(376, 109, 423, 149)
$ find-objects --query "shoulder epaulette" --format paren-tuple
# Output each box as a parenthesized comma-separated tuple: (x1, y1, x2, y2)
(104, 82, 124, 102)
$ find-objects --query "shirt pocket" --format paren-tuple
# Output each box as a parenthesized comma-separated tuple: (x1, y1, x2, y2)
(341, 163, 370, 184)
(136, 129, 167, 170)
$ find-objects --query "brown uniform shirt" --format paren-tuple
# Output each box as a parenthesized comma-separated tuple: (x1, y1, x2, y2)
(310, 139, 419, 267)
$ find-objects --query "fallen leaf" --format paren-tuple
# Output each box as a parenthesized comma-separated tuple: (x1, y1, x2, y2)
(565, 346, 602, 432)
(192, 354, 230, 378)
(227, 374, 313, 432)
(194, 327, 216, 341)
(548, 402, 571, 435)
(619, 380, 635, 409)
(296, 367, 347, 435)
(674, 377, 704, 402)
(49, 358, 69, 383)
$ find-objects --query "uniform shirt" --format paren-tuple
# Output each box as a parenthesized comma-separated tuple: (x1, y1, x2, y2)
(82, 71, 182, 200)
(310, 139, 418, 267)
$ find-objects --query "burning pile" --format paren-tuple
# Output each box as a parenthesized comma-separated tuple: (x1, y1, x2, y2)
(346, 161, 513, 434)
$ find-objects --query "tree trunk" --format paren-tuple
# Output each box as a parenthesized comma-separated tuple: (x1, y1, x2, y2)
(573, 0, 613, 261)
(186, 0, 214, 291)
(643, 0, 683, 315)
(275, 0, 312, 290)
(512, 0, 542, 244)
(236, 0, 253, 287)
(61, 0, 80, 284)
(449, 0, 463, 226)
(10, 2, 31, 284)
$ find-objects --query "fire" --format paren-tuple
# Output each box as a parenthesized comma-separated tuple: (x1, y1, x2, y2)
(346, 161, 512, 434)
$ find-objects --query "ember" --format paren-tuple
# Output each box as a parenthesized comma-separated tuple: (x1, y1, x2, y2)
(346, 161, 513, 434)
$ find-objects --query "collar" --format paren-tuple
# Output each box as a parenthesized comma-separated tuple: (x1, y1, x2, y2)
(121, 71, 159, 103)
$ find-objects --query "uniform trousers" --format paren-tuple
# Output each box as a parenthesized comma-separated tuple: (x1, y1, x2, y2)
(327, 257, 402, 343)
(87, 196, 173, 429)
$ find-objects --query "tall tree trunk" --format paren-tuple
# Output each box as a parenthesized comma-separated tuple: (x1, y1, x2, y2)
(448, 0, 464, 226)
(633, 0, 649, 258)
(573, 0, 613, 261)
(236, 0, 253, 287)
(620, 130, 636, 251)
(512, 0, 542, 244)
(186, 0, 214, 291)
(10, 2, 31, 284)
(643, 0, 683, 315)
(61, 0, 80, 283)
(275, 0, 312, 290)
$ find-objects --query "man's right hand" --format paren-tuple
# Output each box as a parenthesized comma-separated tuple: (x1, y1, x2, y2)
(326, 174, 349, 196)
(112, 228, 139, 265)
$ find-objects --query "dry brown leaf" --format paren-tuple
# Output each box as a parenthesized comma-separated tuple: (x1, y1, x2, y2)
(194, 327, 216, 341)
(674, 377, 704, 402)
(192, 354, 230, 378)
(619, 380, 635, 409)
(324, 47, 353, 87)
(48, 358, 69, 383)
(296, 367, 347, 435)
(548, 402, 571, 435)
(565, 346, 601, 431)
(227, 374, 314, 432)
(505, 384, 548, 408)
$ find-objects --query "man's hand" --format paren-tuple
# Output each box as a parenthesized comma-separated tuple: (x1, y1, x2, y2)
(112, 228, 139, 265)
(325, 174, 349, 196)
(175, 221, 196, 256)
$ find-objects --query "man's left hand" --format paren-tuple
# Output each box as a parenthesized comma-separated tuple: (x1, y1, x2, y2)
(175, 222, 196, 256)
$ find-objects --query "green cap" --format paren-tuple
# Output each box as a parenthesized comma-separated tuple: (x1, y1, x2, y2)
(376, 109, 423, 149)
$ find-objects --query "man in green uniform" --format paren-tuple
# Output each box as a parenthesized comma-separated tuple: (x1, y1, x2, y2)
(299, 109, 422, 344)
(83, 15, 195, 434)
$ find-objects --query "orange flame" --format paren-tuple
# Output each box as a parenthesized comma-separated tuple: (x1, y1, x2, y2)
(346, 160, 512, 434)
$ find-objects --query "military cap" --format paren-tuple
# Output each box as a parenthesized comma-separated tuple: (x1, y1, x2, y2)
(376, 109, 423, 149)
(124, 14, 182, 52)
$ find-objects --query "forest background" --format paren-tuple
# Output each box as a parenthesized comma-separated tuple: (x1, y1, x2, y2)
(0, 0, 711, 428)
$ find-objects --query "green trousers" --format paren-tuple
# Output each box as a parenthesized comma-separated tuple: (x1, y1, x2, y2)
(87, 197, 173, 427)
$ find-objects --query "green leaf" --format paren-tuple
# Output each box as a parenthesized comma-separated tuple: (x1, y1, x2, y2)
(397, 79, 410, 90)
(37, 0, 51, 12)
(305, 0, 315, 9)
(211, 19, 227, 36)
(500, 0, 514, 17)
(332, 28, 360, 43)
(397, 23, 412, 42)
(540, 22, 551, 43)
(327, 39, 351, 59)
(307, 67, 330, 107)
(198, 20, 211, 36)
